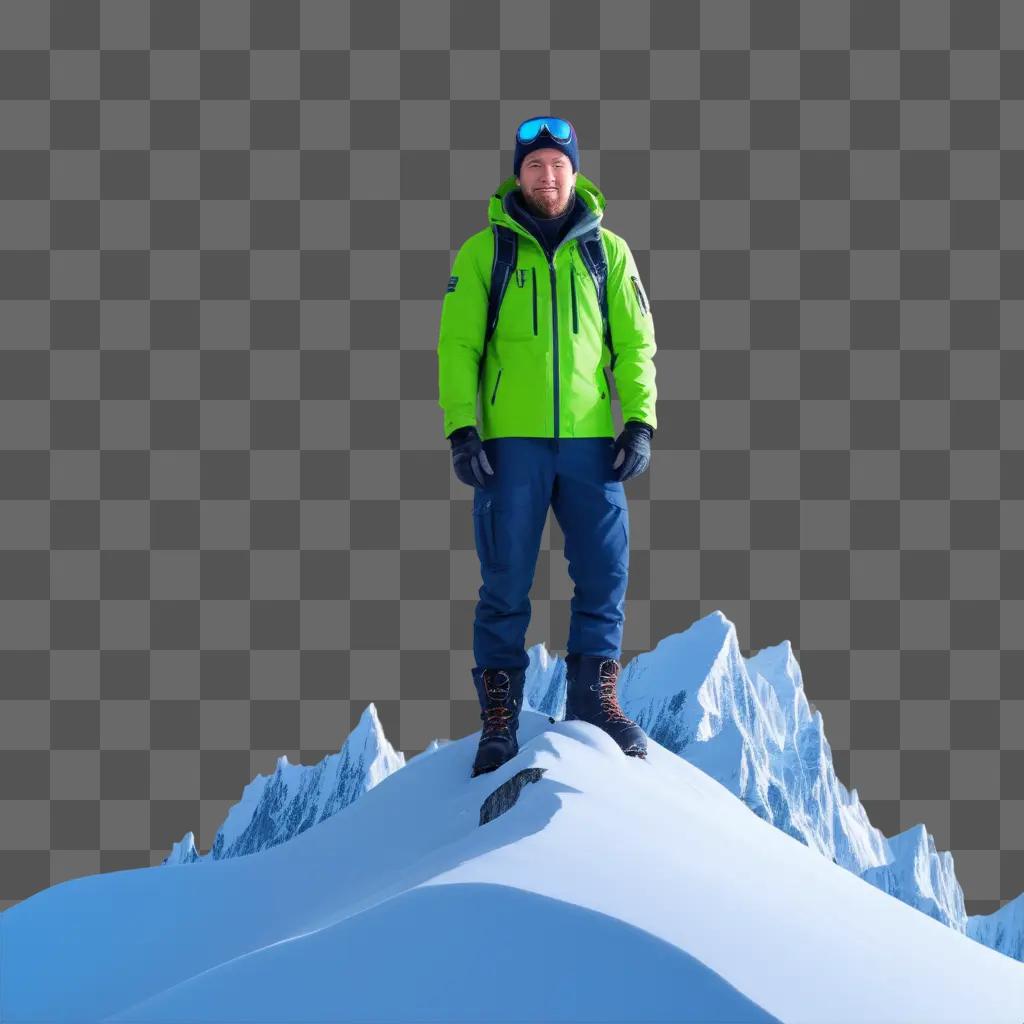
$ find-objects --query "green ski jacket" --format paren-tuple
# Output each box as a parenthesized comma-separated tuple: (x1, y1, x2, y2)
(437, 171, 657, 442)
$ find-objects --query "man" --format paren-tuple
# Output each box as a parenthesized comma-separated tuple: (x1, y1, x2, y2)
(437, 116, 657, 778)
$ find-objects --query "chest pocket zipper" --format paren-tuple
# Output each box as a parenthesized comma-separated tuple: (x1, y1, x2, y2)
(570, 266, 578, 333)
(531, 267, 537, 335)
(490, 367, 502, 404)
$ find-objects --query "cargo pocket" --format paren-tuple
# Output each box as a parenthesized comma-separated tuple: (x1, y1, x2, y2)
(591, 483, 629, 576)
(472, 493, 506, 572)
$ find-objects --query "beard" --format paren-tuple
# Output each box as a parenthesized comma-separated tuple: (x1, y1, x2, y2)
(522, 184, 575, 219)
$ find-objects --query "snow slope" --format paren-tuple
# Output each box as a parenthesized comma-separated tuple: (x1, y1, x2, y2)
(2, 706, 1022, 1023)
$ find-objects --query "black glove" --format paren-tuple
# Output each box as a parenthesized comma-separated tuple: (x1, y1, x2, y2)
(448, 426, 494, 488)
(612, 421, 654, 482)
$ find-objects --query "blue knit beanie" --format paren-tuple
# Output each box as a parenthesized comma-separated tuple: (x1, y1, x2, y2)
(513, 117, 579, 178)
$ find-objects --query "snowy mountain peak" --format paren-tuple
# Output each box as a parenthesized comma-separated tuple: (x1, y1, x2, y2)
(969, 890, 1024, 962)
(351, 700, 385, 747)
(161, 830, 200, 867)
(608, 610, 973, 940)
(163, 700, 406, 865)
(862, 820, 966, 930)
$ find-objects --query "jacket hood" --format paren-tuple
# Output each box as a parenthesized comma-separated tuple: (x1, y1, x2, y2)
(487, 171, 606, 230)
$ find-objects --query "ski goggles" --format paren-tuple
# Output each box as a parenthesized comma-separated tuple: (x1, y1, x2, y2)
(515, 116, 575, 144)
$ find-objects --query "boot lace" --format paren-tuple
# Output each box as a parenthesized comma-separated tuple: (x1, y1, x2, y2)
(592, 659, 633, 726)
(481, 670, 515, 738)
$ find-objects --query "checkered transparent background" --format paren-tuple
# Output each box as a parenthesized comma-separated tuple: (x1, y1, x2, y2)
(1, 0, 1024, 917)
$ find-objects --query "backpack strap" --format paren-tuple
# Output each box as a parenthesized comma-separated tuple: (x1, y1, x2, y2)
(480, 225, 518, 386)
(576, 227, 615, 371)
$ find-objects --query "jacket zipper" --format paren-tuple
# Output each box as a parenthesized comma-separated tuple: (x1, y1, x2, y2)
(547, 250, 559, 443)
(532, 267, 537, 335)
(490, 367, 502, 404)
(497, 212, 598, 444)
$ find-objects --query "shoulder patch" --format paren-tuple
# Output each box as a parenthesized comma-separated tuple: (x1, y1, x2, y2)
(446, 275, 459, 294)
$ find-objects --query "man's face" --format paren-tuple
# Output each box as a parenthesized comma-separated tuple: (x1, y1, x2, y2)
(516, 148, 578, 218)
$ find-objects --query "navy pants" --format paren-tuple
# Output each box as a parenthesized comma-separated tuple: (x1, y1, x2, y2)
(471, 437, 630, 671)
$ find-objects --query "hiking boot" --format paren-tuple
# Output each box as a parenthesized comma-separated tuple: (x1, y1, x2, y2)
(470, 666, 526, 778)
(564, 654, 647, 758)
